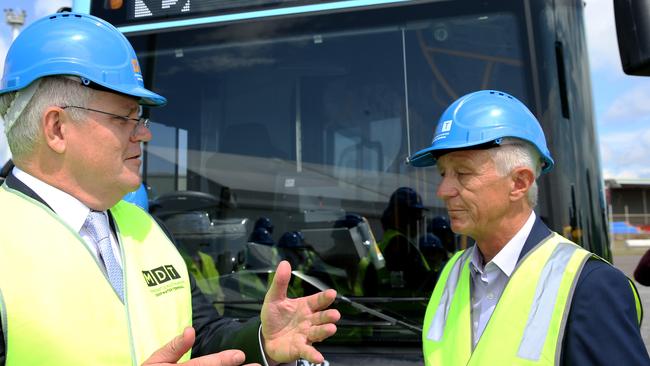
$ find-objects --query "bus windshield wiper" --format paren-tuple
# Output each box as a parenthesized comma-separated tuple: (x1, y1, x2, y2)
(291, 270, 423, 335)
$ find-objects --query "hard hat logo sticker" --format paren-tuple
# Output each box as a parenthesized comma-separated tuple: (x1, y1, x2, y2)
(131, 59, 141, 74)
(432, 120, 453, 143)
(441, 119, 453, 132)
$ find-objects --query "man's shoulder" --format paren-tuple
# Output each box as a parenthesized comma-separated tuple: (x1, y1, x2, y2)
(577, 257, 629, 288)
(563, 257, 648, 365)
(540, 231, 632, 300)
(571, 257, 636, 315)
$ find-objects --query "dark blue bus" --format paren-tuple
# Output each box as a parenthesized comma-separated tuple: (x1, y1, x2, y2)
(73, 0, 608, 363)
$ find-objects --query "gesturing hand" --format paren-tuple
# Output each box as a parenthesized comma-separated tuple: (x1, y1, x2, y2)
(260, 261, 341, 364)
(142, 327, 261, 366)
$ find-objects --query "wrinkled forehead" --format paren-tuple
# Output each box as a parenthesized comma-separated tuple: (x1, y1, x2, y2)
(436, 149, 494, 170)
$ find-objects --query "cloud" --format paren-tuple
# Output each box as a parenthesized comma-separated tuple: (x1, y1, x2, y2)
(34, 0, 74, 18)
(602, 166, 650, 179)
(584, 0, 622, 72)
(599, 129, 650, 178)
(602, 86, 650, 123)
(0, 33, 6, 77)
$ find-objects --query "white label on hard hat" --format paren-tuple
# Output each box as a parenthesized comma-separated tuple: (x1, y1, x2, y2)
(441, 119, 453, 132)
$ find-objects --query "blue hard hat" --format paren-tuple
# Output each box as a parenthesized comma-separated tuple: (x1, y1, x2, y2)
(253, 217, 274, 234)
(408, 90, 554, 173)
(388, 187, 427, 210)
(249, 227, 274, 246)
(123, 183, 149, 211)
(0, 12, 166, 106)
(419, 233, 443, 250)
(428, 216, 451, 232)
(277, 231, 305, 248)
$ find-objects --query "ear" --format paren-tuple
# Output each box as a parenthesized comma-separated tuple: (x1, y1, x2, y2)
(509, 167, 535, 203)
(42, 107, 68, 154)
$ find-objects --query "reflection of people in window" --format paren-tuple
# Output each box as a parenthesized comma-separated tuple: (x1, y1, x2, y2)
(377, 187, 434, 296)
(418, 233, 448, 279)
(276, 231, 312, 298)
(249, 217, 275, 246)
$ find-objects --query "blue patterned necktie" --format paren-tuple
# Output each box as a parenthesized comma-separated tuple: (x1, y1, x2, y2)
(84, 211, 124, 302)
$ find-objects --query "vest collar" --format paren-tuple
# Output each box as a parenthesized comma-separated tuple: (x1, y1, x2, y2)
(5, 169, 118, 232)
(4, 170, 53, 210)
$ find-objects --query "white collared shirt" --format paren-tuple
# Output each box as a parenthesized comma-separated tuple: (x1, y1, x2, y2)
(12, 166, 122, 266)
(469, 211, 536, 346)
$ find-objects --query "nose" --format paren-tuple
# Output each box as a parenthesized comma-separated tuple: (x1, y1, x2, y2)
(131, 122, 152, 143)
(436, 175, 458, 200)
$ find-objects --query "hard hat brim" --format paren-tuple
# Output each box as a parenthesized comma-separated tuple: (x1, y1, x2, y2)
(408, 139, 554, 174)
(408, 141, 500, 168)
(119, 85, 167, 107)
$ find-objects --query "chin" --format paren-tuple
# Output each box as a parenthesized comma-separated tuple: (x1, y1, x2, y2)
(119, 173, 142, 193)
(450, 221, 469, 236)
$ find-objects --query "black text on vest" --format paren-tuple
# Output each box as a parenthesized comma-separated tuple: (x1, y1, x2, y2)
(142, 265, 181, 287)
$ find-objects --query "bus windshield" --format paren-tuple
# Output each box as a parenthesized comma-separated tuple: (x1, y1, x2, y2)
(129, 1, 532, 344)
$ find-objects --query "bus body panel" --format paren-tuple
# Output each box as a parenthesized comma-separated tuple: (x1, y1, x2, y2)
(68, 1, 608, 363)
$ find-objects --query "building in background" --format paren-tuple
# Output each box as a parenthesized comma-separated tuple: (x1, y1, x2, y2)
(606, 178, 650, 253)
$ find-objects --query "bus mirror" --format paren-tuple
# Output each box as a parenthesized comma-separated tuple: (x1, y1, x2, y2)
(614, 0, 650, 75)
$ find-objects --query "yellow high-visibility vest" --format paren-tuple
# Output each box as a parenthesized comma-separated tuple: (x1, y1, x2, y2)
(422, 232, 642, 365)
(0, 185, 192, 365)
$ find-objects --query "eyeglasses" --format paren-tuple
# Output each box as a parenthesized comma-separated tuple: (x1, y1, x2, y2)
(61, 105, 150, 137)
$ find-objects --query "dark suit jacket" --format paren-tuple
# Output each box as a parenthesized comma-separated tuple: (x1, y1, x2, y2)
(521, 217, 649, 365)
(0, 172, 264, 365)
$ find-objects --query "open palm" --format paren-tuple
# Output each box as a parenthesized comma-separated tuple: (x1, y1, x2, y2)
(260, 261, 340, 364)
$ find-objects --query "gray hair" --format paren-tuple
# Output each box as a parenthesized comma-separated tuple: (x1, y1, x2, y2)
(488, 137, 542, 207)
(0, 76, 93, 161)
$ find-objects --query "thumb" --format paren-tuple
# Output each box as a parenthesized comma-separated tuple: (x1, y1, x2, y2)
(142, 327, 195, 365)
(266, 261, 291, 302)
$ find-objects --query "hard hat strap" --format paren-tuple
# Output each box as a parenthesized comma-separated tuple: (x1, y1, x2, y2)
(2, 79, 41, 133)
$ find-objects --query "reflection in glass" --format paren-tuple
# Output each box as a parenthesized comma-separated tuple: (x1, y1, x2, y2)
(138, 7, 530, 344)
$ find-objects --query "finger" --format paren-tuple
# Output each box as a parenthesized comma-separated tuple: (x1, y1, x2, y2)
(305, 288, 337, 312)
(181, 350, 246, 366)
(298, 344, 326, 365)
(310, 309, 341, 326)
(265, 260, 291, 302)
(143, 327, 194, 364)
(308, 323, 337, 343)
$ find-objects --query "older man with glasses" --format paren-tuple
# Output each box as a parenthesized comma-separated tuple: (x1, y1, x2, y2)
(0, 12, 339, 366)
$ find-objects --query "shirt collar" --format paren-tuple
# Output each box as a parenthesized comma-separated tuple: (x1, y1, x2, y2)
(470, 211, 537, 277)
(13, 166, 92, 233)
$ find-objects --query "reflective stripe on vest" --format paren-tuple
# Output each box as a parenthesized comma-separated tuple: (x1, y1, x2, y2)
(422, 232, 641, 365)
(629, 279, 644, 325)
(0, 186, 192, 365)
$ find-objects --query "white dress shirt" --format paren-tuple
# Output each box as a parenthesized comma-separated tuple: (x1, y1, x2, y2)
(12, 166, 122, 266)
(469, 211, 536, 347)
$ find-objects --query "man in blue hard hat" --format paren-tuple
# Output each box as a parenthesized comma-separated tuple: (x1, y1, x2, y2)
(427, 215, 456, 254)
(375, 187, 434, 296)
(0, 12, 339, 366)
(409, 90, 648, 365)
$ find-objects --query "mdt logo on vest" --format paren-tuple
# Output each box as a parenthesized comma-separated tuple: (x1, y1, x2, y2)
(142, 265, 181, 287)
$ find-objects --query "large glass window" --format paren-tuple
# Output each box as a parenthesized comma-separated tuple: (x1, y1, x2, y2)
(134, 1, 531, 344)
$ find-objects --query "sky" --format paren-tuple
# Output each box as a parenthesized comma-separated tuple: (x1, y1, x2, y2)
(0, 0, 72, 163)
(0, 0, 648, 179)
